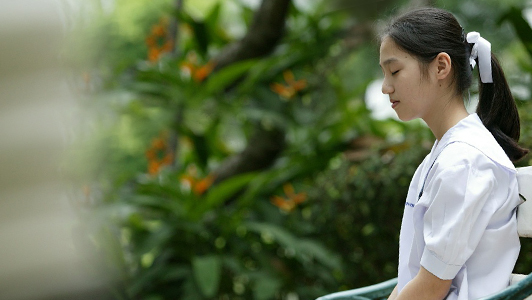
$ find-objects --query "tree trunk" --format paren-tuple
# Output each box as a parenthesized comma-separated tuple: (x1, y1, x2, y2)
(213, 0, 292, 71)
(210, 0, 292, 182)
(213, 126, 285, 184)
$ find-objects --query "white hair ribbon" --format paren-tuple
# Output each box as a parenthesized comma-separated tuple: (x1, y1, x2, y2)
(466, 31, 493, 83)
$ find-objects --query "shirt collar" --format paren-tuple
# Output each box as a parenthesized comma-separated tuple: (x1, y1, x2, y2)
(431, 113, 515, 172)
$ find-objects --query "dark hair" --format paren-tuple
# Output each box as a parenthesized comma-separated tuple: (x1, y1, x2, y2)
(381, 7, 528, 162)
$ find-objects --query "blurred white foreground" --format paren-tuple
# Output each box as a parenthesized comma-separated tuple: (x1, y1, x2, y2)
(0, 1, 110, 299)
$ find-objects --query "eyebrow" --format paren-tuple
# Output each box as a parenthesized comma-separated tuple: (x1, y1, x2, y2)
(379, 57, 399, 67)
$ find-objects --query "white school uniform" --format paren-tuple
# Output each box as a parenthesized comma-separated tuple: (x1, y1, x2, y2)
(397, 114, 521, 300)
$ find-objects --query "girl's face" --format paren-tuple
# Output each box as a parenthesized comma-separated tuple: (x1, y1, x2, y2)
(379, 36, 438, 122)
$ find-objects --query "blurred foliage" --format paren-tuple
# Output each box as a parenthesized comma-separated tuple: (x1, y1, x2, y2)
(67, 0, 532, 299)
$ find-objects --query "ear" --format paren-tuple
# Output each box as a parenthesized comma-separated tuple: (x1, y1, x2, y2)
(434, 52, 452, 80)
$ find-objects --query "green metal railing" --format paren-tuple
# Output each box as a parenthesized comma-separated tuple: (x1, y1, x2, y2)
(316, 273, 532, 300)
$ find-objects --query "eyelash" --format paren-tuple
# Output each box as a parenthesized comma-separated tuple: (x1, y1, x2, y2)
(392, 70, 399, 75)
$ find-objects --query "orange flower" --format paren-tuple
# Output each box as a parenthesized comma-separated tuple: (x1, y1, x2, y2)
(193, 174, 215, 195)
(270, 183, 307, 212)
(82, 72, 91, 85)
(78, 184, 92, 207)
(161, 40, 173, 53)
(148, 48, 161, 62)
(180, 61, 195, 74)
(271, 195, 296, 212)
(82, 185, 91, 197)
(145, 17, 173, 63)
(152, 137, 166, 149)
(148, 160, 162, 175)
(145, 132, 173, 175)
(192, 62, 215, 82)
(180, 59, 215, 83)
(81, 71, 91, 91)
(270, 82, 296, 99)
(145, 36, 157, 47)
(282, 183, 306, 204)
(283, 70, 295, 83)
(179, 173, 215, 195)
(270, 70, 307, 100)
(151, 24, 166, 37)
(180, 174, 196, 187)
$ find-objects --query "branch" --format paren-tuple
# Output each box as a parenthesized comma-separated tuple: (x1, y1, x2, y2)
(209, 0, 292, 183)
(213, 126, 285, 184)
(167, 0, 183, 57)
(213, 0, 292, 71)
(167, 0, 184, 169)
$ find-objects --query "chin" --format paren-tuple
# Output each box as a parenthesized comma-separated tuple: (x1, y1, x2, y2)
(396, 114, 414, 122)
(395, 111, 419, 122)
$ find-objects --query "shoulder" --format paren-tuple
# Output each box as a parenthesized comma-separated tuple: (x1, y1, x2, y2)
(427, 142, 513, 202)
(421, 142, 509, 209)
(441, 114, 515, 173)
(437, 142, 495, 170)
(434, 142, 509, 183)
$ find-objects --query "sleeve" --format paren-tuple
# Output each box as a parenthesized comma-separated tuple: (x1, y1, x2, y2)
(419, 162, 496, 280)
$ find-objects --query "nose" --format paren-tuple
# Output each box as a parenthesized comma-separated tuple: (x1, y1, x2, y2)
(381, 79, 393, 95)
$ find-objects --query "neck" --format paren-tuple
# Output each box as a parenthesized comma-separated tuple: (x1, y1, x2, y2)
(423, 93, 469, 140)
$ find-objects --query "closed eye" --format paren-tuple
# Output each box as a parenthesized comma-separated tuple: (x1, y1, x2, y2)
(392, 70, 400, 75)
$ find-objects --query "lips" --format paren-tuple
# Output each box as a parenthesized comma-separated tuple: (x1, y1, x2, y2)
(391, 100, 400, 109)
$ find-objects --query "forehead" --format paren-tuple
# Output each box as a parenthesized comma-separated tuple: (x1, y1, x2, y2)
(379, 36, 412, 65)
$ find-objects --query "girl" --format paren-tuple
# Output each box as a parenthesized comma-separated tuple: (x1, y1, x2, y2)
(379, 7, 529, 300)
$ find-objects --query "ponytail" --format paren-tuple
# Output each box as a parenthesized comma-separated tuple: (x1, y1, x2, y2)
(382, 7, 529, 162)
(476, 54, 529, 162)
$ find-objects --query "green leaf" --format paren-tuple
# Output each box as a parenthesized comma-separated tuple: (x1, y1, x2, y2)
(242, 106, 288, 129)
(191, 21, 209, 57)
(188, 132, 210, 169)
(136, 68, 181, 84)
(182, 273, 205, 300)
(192, 255, 222, 298)
(205, 2, 222, 29)
(237, 54, 301, 93)
(202, 172, 258, 210)
(204, 59, 258, 94)
(253, 276, 282, 300)
(135, 183, 181, 198)
(161, 265, 189, 282)
(246, 222, 341, 270)
(246, 222, 297, 247)
(177, 10, 210, 56)
(129, 81, 171, 100)
(238, 166, 305, 208)
(137, 225, 173, 256)
(297, 239, 342, 270)
(499, 6, 532, 58)
(128, 263, 171, 297)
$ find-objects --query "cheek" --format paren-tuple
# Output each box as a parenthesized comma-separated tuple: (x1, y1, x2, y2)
(410, 78, 429, 95)
(402, 82, 418, 99)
